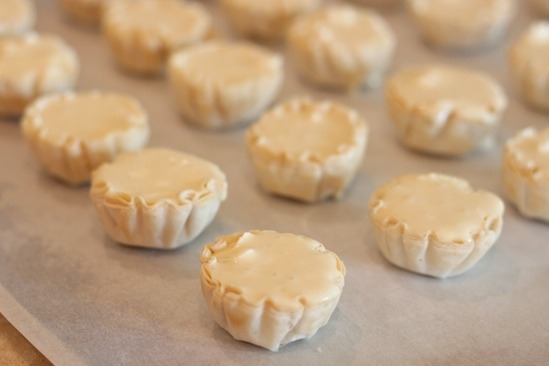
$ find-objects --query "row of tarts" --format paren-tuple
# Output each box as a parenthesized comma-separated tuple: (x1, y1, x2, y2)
(1, 0, 549, 353)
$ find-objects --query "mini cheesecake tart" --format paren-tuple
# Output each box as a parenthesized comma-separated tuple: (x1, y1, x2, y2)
(508, 22, 549, 111)
(386, 65, 507, 156)
(168, 41, 283, 129)
(103, 0, 212, 75)
(503, 127, 549, 222)
(246, 97, 368, 203)
(368, 173, 504, 278)
(0, 0, 35, 36)
(200, 230, 345, 351)
(407, 0, 515, 50)
(21, 91, 150, 185)
(91, 148, 228, 249)
(0, 33, 78, 117)
(288, 5, 396, 91)
(220, 0, 321, 41)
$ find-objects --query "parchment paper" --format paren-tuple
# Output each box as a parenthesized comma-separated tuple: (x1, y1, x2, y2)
(1, 1, 548, 365)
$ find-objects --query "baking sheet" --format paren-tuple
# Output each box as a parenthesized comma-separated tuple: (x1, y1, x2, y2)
(1, 1, 549, 365)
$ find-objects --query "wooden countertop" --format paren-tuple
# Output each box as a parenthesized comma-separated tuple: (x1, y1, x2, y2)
(0, 313, 51, 366)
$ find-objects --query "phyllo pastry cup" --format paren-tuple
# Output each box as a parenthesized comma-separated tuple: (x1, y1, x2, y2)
(385, 64, 507, 157)
(508, 22, 549, 111)
(21, 91, 149, 185)
(0, 33, 78, 117)
(503, 127, 549, 222)
(168, 41, 283, 129)
(91, 148, 228, 249)
(102, 0, 212, 75)
(287, 5, 396, 91)
(0, 0, 35, 36)
(407, 0, 515, 51)
(246, 97, 368, 203)
(200, 230, 345, 351)
(368, 173, 504, 278)
(219, 0, 320, 41)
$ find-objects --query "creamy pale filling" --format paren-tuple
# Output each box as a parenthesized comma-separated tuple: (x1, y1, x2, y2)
(251, 100, 358, 160)
(38, 93, 144, 141)
(300, 6, 390, 48)
(515, 23, 549, 62)
(107, 0, 207, 40)
(205, 231, 344, 307)
(372, 174, 502, 242)
(97, 148, 223, 201)
(507, 128, 549, 182)
(0, 36, 67, 79)
(172, 42, 280, 85)
(0, 0, 32, 28)
(410, 0, 506, 20)
(390, 66, 502, 110)
(225, 0, 317, 12)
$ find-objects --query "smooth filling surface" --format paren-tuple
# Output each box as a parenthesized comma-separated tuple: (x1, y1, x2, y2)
(251, 100, 357, 160)
(302, 6, 390, 48)
(0, 0, 31, 28)
(97, 149, 222, 201)
(0, 36, 67, 78)
(225, 0, 318, 12)
(390, 66, 501, 109)
(205, 231, 344, 307)
(516, 23, 549, 62)
(173, 42, 279, 84)
(107, 0, 207, 41)
(372, 174, 502, 242)
(410, 0, 505, 19)
(508, 129, 549, 182)
(40, 93, 144, 140)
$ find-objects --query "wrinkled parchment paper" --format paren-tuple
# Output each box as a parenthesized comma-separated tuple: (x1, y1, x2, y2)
(1, 1, 548, 365)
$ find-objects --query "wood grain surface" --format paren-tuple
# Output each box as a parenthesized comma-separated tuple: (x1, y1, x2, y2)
(0, 313, 51, 366)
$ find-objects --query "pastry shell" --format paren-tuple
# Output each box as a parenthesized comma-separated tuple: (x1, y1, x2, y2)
(508, 22, 549, 111)
(287, 5, 396, 91)
(91, 148, 228, 249)
(168, 41, 283, 129)
(200, 230, 345, 351)
(368, 173, 504, 278)
(0, 0, 35, 36)
(102, 0, 211, 75)
(407, 0, 515, 50)
(385, 65, 507, 156)
(0, 33, 79, 117)
(246, 97, 368, 203)
(219, 0, 320, 41)
(503, 127, 549, 222)
(21, 91, 149, 185)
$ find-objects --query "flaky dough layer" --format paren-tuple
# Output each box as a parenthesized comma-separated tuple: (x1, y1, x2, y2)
(369, 173, 504, 278)
(91, 148, 228, 249)
(246, 97, 368, 202)
(201, 230, 345, 351)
